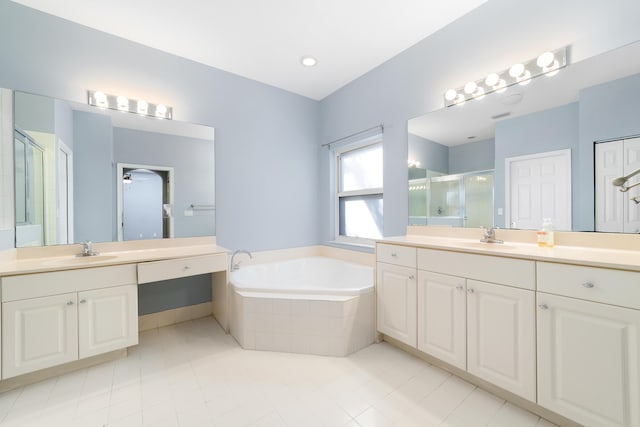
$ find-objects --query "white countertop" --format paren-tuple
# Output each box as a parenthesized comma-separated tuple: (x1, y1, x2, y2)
(0, 242, 228, 276)
(379, 235, 640, 272)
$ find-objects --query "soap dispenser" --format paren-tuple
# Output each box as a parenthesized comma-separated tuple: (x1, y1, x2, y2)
(537, 218, 555, 247)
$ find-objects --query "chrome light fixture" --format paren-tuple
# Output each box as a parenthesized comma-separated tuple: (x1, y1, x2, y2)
(87, 90, 173, 120)
(444, 46, 568, 107)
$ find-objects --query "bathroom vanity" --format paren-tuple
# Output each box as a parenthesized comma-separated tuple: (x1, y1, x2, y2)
(376, 227, 640, 427)
(0, 237, 228, 389)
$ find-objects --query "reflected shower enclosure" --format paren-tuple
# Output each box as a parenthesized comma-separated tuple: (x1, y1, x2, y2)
(409, 170, 494, 228)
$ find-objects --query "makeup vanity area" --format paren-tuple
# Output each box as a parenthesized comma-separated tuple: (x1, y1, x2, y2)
(0, 86, 229, 390)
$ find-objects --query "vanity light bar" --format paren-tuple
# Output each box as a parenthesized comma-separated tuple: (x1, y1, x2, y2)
(87, 90, 173, 120)
(444, 46, 568, 107)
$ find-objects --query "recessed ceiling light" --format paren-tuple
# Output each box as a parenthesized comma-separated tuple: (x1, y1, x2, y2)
(301, 56, 317, 67)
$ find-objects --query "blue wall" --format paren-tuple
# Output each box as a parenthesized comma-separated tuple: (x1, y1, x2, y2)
(449, 139, 494, 174)
(318, 0, 640, 242)
(408, 134, 448, 174)
(0, 0, 320, 253)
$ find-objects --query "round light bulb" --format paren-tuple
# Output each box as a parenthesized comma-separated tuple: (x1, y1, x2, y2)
(495, 79, 507, 94)
(137, 100, 148, 115)
(464, 81, 477, 94)
(116, 96, 129, 111)
(517, 70, 532, 85)
(94, 91, 107, 103)
(485, 73, 500, 87)
(472, 87, 485, 100)
(156, 104, 167, 118)
(445, 89, 457, 101)
(543, 59, 560, 76)
(537, 51, 555, 68)
(454, 94, 466, 105)
(301, 56, 317, 67)
(509, 63, 525, 78)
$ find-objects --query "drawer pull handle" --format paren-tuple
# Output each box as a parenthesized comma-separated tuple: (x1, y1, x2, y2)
(80, 299, 87, 304)
(582, 282, 595, 288)
(67, 301, 75, 306)
(538, 304, 549, 310)
(408, 275, 415, 280)
(467, 288, 475, 294)
(391, 253, 398, 257)
(183, 266, 191, 270)
(456, 285, 464, 291)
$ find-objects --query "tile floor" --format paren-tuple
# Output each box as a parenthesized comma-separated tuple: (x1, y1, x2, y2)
(0, 317, 557, 427)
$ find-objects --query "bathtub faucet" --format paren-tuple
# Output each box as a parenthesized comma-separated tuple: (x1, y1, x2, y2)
(230, 249, 253, 271)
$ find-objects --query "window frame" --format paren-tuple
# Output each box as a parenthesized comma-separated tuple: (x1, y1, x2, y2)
(332, 136, 383, 246)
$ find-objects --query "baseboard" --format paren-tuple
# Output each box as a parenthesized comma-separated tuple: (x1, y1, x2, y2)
(138, 302, 213, 331)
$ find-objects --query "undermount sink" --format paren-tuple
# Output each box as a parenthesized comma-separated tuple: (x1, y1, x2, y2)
(456, 241, 520, 250)
(41, 255, 118, 266)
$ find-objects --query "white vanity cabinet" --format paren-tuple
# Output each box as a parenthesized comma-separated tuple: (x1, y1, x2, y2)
(376, 244, 417, 347)
(1, 264, 138, 379)
(536, 262, 640, 427)
(416, 249, 536, 401)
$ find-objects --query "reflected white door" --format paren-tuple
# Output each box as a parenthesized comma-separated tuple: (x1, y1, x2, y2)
(624, 137, 640, 232)
(596, 141, 625, 232)
(56, 139, 73, 244)
(506, 149, 571, 230)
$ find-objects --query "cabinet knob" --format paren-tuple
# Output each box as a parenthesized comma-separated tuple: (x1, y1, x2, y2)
(538, 304, 549, 310)
(456, 285, 464, 291)
(183, 265, 191, 270)
(391, 253, 398, 257)
(66, 301, 75, 306)
(467, 288, 475, 294)
(582, 282, 595, 289)
(80, 299, 87, 304)
(408, 275, 415, 280)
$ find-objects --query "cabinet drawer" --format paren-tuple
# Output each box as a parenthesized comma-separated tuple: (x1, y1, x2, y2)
(138, 253, 227, 284)
(1, 264, 137, 302)
(537, 262, 640, 309)
(417, 248, 535, 290)
(376, 244, 416, 268)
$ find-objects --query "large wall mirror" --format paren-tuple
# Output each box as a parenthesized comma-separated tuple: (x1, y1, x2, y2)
(408, 41, 640, 232)
(5, 90, 215, 248)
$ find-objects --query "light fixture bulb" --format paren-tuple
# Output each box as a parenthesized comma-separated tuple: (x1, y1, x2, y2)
(301, 56, 317, 67)
(509, 63, 525, 78)
(116, 96, 129, 111)
(464, 81, 477, 94)
(454, 94, 466, 105)
(472, 87, 485, 100)
(485, 73, 500, 87)
(137, 100, 148, 115)
(495, 79, 507, 93)
(94, 91, 108, 107)
(536, 51, 555, 68)
(517, 70, 532, 85)
(543, 59, 560, 76)
(156, 104, 167, 118)
(445, 89, 457, 101)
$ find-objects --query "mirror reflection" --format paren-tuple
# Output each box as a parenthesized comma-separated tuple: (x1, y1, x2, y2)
(408, 41, 640, 232)
(12, 91, 215, 247)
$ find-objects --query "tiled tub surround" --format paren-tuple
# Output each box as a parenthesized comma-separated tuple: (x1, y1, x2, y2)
(230, 257, 375, 356)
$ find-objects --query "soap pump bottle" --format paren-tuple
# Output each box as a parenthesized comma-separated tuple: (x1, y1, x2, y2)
(537, 218, 555, 248)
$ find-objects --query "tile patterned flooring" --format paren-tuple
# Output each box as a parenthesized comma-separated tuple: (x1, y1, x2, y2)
(0, 317, 557, 427)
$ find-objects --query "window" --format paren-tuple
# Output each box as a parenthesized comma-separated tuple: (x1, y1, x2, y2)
(333, 138, 383, 243)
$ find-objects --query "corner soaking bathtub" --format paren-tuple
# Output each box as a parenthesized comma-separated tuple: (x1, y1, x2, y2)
(230, 257, 375, 356)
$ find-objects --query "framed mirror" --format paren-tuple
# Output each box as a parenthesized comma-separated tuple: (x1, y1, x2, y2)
(9, 90, 215, 247)
(408, 41, 640, 232)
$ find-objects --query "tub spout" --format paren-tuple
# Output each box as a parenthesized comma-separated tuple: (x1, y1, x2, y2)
(230, 249, 253, 271)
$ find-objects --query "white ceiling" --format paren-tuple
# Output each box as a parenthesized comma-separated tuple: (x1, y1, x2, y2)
(11, 0, 487, 100)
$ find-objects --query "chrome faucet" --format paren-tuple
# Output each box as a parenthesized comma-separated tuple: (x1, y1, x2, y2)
(480, 227, 504, 244)
(230, 249, 252, 271)
(79, 241, 99, 257)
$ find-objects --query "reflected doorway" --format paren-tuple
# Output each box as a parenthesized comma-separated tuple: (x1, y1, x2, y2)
(116, 163, 174, 241)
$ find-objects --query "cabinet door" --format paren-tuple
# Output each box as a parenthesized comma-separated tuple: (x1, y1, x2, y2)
(417, 271, 466, 370)
(376, 262, 416, 347)
(2, 293, 78, 379)
(78, 285, 139, 359)
(467, 280, 535, 401)
(537, 293, 640, 427)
